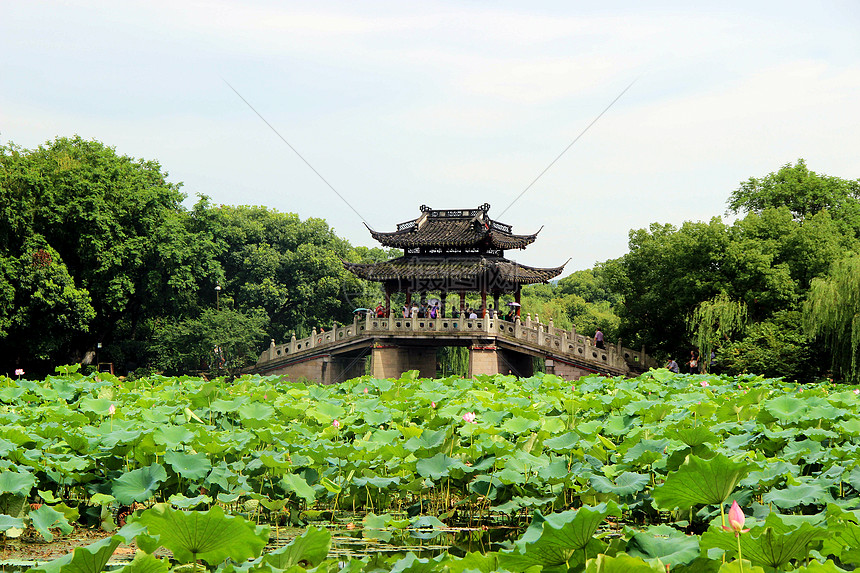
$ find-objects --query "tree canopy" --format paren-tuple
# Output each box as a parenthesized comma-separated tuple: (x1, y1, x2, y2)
(0, 137, 391, 377)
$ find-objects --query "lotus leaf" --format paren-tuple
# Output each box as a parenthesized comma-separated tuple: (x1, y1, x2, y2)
(0, 514, 24, 531)
(120, 552, 171, 573)
(498, 502, 621, 569)
(700, 512, 828, 570)
(763, 483, 828, 509)
(279, 473, 317, 504)
(625, 524, 699, 566)
(416, 453, 468, 480)
(583, 553, 666, 572)
(590, 472, 650, 496)
(164, 451, 212, 481)
(0, 470, 36, 496)
(112, 463, 168, 504)
(29, 504, 73, 542)
(653, 453, 751, 510)
(137, 503, 268, 565)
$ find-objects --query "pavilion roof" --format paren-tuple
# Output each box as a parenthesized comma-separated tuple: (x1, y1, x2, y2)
(366, 204, 539, 250)
(343, 255, 566, 286)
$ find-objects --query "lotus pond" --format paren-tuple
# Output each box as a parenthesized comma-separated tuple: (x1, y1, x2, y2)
(3, 368, 860, 571)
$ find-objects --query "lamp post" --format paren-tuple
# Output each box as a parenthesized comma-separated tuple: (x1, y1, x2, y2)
(215, 285, 221, 311)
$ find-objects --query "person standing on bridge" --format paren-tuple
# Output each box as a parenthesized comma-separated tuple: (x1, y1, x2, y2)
(594, 329, 605, 349)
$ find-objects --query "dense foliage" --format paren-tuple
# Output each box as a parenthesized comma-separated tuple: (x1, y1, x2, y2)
(0, 137, 394, 377)
(4, 136, 860, 381)
(5, 369, 860, 571)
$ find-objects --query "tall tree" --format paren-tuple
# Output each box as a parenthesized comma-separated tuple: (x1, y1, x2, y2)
(0, 137, 215, 373)
(728, 159, 860, 235)
(803, 255, 860, 382)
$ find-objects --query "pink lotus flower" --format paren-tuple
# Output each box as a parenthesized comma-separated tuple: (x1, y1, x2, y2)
(363, 387, 369, 394)
(854, 389, 859, 396)
(700, 380, 710, 387)
(571, 385, 575, 392)
(722, 501, 750, 536)
(108, 404, 116, 416)
(431, 401, 436, 408)
(462, 412, 477, 424)
(14, 369, 24, 376)
(332, 419, 340, 428)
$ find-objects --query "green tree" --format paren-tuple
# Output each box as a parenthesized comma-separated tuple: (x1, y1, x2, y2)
(803, 255, 860, 382)
(0, 137, 215, 372)
(728, 159, 860, 235)
(152, 307, 269, 377)
(687, 293, 747, 371)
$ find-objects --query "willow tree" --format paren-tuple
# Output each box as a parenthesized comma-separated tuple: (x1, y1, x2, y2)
(688, 293, 748, 371)
(803, 255, 860, 382)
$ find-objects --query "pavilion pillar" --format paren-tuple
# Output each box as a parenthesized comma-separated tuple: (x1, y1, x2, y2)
(459, 292, 466, 317)
(515, 285, 522, 317)
(441, 290, 447, 318)
(481, 288, 487, 318)
(405, 290, 412, 311)
(384, 284, 392, 318)
(493, 292, 500, 318)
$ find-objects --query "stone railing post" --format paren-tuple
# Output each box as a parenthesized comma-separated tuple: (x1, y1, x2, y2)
(289, 333, 297, 353)
(537, 321, 545, 346)
(561, 331, 568, 354)
(268, 339, 276, 361)
(525, 313, 532, 328)
(514, 316, 522, 339)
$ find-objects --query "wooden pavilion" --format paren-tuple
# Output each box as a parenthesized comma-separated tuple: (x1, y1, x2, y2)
(344, 203, 567, 317)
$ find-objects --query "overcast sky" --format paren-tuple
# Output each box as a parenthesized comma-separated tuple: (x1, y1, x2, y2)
(3, 1, 859, 274)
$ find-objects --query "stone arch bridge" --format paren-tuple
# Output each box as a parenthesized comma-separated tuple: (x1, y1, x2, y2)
(254, 313, 657, 384)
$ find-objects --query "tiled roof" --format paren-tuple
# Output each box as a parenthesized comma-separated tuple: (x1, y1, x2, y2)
(367, 208, 537, 250)
(343, 256, 566, 286)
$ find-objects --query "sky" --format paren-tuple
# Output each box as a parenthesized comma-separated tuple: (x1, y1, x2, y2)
(3, 1, 859, 274)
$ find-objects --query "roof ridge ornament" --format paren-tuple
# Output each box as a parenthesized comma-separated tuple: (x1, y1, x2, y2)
(419, 204, 432, 213)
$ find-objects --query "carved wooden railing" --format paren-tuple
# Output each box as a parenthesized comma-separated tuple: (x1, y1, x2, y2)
(256, 312, 656, 374)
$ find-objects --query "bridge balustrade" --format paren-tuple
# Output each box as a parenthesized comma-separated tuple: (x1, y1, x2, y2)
(259, 311, 653, 374)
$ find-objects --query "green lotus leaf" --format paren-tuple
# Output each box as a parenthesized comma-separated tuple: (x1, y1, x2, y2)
(152, 426, 194, 448)
(137, 504, 269, 565)
(403, 428, 448, 453)
(501, 416, 541, 434)
(498, 502, 621, 569)
(168, 494, 212, 509)
(625, 524, 699, 567)
(261, 525, 331, 568)
(544, 432, 581, 452)
(112, 463, 168, 504)
(410, 515, 446, 540)
(669, 425, 719, 447)
(79, 397, 114, 416)
(0, 514, 24, 531)
(279, 473, 316, 504)
(237, 401, 275, 421)
(416, 453, 468, 480)
(0, 470, 36, 496)
(164, 451, 212, 481)
(652, 453, 751, 510)
(30, 533, 123, 573)
(584, 553, 666, 572)
(120, 552, 170, 573)
(0, 493, 27, 518)
(590, 471, 650, 496)
(791, 560, 853, 572)
(29, 504, 73, 542)
(700, 512, 828, 570)
(364, 512, 394, 542)
(762, 483, 828, 509)
(354, 475, 401, 489)
(762, 395, 808, 423)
